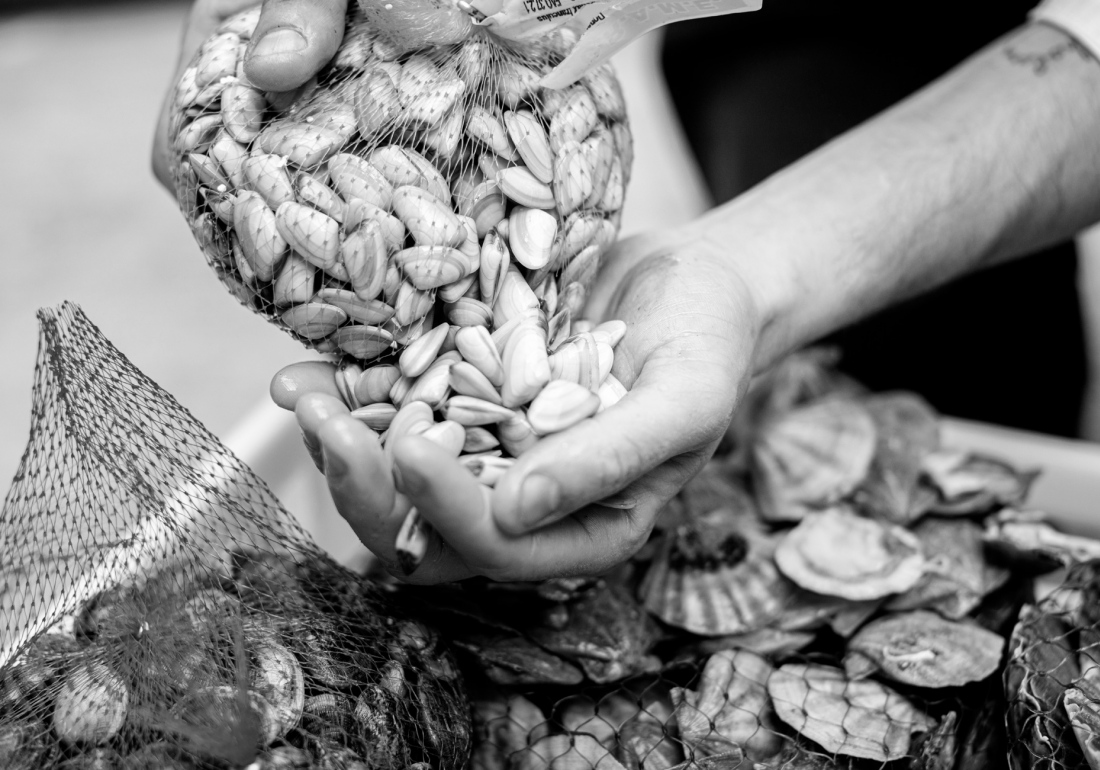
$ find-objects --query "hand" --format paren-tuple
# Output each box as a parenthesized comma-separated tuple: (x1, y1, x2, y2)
(271, 228, 766, 583)
(152, 0, 350, 190)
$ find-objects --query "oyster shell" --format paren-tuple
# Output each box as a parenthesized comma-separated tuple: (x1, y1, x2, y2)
(984, 508, 1100, 568)
(671, 648, 784, 762)
(529, 581, 660, 683)
(774, 507, 924, 601)
(614, 717, 684, 770)
(766, 663, 934, 762)
(453, 633, 584, 685)
(472, 693, 551, 770)
(752, 398, 877, 523)
(514, 733, 628, 770)
(639, 509, 793, 636)
(886, 517, 1009, 619)
(1005, 604, 1084, 769)
(1065, 687, 1100, 770)
(922, 450, 1037, 514)
(843, 610, 1004, 687)
(852, 392, 939, 524)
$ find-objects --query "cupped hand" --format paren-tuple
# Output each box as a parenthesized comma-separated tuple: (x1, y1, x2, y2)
(152, 0, 349, 190)
(271, 229, 766, 583)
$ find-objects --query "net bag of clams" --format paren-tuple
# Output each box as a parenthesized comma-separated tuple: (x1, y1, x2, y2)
(0, 303, 470, 769)
(169, 1, 634, 546)
(405, 349, 1100, 770)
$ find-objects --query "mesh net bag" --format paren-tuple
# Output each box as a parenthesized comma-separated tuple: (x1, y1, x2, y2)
(167, 0, 634, 573)
(0, 303, 470, 769)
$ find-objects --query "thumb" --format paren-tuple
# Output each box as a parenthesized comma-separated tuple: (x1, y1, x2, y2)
(244, 0, 349, 92)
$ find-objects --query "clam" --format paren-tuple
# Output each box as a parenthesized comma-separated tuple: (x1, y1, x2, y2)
(501, 319, 551, 408)
(505, 110, 554, 183)
(553, 141, 593, 217)
(497, 167, 555, 210)
(639, 510, 793, 636)
(53, 660, 129, 744)
(400, 322, 450, 377)
(467, 105, 519, 159)
(508, 207, 558, 270)
(355, 685, 411, 768)
(280, 302, 347, 340)
(886, 517, 1009, 618)
(844, 610, 1004, 687)
(752, 398, 877, 522)
(774, 506, 924, 601)
(354, 363, 400, 405)
(314, 289, 394, 326)
(450, 361, 503, 404)
(767, 663, 934, 762)
(342, 219, 388, 301)
(395, 246, 475, 291)
(301, 693, 354, 743)
(447, 297, 494, 328)
(853, 392, 940, 523)
(351, 403, 397, 431)
(527, 379, 600, 435)
(274, 201, 341, 271)
(460, 181, 508, 239)
(671, 648, 784, 762)
(331, 324, 394, 360)
(233, 191, 288, 282)
(479, 230, 511, 308)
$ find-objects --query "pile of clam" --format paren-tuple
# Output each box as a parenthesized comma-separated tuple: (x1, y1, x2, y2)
(170, 5, 633, 570)
(0, 551, 469, 770)
(406, 350, 1100, 769)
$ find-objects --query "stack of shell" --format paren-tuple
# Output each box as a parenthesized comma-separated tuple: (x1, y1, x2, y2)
(169, 5, 633, 570)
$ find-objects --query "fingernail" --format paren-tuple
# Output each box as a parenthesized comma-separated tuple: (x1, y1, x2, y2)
(322, 444, 347, 479)
(518, 474, 561, 526)
(251, 27, 308, 58)
(599, 493, 636, 510)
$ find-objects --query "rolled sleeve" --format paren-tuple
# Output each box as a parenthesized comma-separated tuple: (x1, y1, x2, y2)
(1031, 0, 1100, 60)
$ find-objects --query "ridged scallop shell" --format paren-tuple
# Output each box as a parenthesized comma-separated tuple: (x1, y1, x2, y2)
(767, 663, 934, 762)
(638, 510, 794, 636)
(671, 648, 784, 763)
(843, 610, 1004, 688)
(752, 398, 877, 522)
(774, 506, 924, 601)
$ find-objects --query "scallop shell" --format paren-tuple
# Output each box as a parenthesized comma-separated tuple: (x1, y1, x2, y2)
(766, 663, 934, 762)
(844, 610, 1004, 688)
(671, 649, 784, 762)
(886, 517, 1009, 618)
(638, 510, 794, 636)
(922, 449, 1038, 514)
(752, 398, 877, 522)
(774, 506, 924, 601)
(853, 392, 940, 523)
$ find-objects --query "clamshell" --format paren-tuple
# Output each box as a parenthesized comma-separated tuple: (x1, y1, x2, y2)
(844, 610, 1004, 687)
(767, 663, 934, 762)
(1065, 688, 1100, 770)
(752, 398, 877, 522)
(774, 507, 924, 601)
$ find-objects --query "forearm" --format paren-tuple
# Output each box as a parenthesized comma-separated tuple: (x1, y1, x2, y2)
(689, 21, 1100, 370)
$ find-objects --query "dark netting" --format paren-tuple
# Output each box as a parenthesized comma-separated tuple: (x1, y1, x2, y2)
(0, 303, 470, 769)
(167, 0, 632, 575)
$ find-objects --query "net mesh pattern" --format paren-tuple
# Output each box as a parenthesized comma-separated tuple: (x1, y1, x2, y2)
(0, 303, 470, 769)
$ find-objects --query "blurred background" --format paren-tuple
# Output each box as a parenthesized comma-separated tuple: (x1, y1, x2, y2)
(3, 1, 1100, 556)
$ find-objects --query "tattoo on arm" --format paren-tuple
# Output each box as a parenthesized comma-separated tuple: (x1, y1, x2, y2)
(1005, 36, 1091, 75)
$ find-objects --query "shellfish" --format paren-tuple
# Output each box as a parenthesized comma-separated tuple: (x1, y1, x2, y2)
(843, 610, 1004, 687)
(773, 506, 924, 601)
(752, 398, 877, 523)
(639, 509, 793, 636)
(766, 663, 934, 762)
